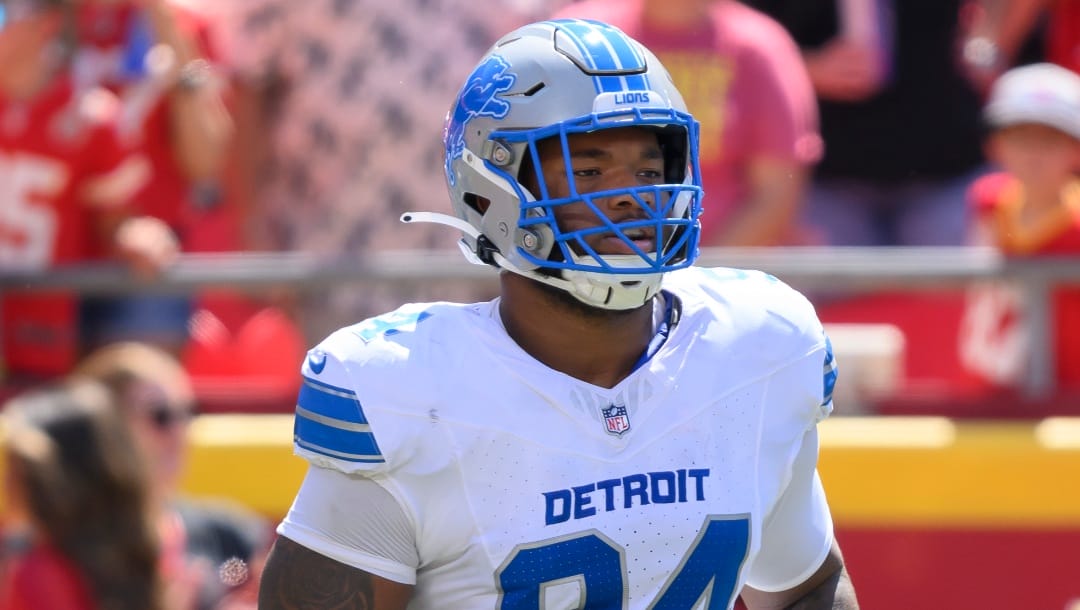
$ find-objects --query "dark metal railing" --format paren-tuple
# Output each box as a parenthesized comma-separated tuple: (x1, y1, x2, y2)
(4, 246, 1077, 399)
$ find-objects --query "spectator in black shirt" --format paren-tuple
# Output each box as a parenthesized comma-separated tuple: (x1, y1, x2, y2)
(743, 0, 988, 246)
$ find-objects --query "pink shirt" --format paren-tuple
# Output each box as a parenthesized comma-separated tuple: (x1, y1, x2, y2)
(553, 0, 821, 244)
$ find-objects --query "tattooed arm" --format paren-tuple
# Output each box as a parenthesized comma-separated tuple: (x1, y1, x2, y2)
(258, 536, 414, 610)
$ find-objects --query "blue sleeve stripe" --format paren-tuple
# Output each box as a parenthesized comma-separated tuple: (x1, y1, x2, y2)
(822, 338, 838, 406)
(302, 375, 356, 396)
(297, 378, 369, 425)
(300, 380, 355, 401)
(295, 437, 385, 464)
(294, 414, 383, 461)
(295, 406, 371, 432)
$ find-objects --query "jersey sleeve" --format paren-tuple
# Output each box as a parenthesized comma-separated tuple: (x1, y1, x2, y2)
(739, 273, 836, 588)
(283, 310, 467, 583)
(686, 266, 838, 423)
(277, 465, 420, 584)
(291, 341, 390, 472)
(290, 311, 445, 476)
(743, 427, 834, 591)
(779, 275, 837, 424)
(754, 268, 837, 423)
(820, 334, 837, 420)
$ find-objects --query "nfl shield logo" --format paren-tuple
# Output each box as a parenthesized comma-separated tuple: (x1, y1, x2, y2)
(601, 405, 631, 436)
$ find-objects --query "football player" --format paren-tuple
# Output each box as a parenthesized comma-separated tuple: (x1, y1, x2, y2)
(259, 19, 858, 610)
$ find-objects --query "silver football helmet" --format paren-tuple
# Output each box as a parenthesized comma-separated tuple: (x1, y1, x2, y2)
(402, 19, 703, 310)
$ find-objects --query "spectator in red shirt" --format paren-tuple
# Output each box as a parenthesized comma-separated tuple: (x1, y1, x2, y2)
(959, 62, 1080, 391)
(69, 0, 236, 357)
(552, 0, 822, 246)
(0, 380, 162, 610)
(0, 0, 176, 382)
(72, 0, 234, 252)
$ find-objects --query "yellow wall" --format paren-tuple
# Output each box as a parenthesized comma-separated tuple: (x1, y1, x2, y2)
(175, 415, 1080, 527)
(818, 416, 1080, 528)
(180, 415, 308, 519)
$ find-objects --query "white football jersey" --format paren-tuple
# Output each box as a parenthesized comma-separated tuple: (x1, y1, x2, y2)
(280, 266, 838, 610)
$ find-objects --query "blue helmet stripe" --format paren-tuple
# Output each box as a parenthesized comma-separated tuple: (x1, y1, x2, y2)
(588, 19, 650, 91)
(297, 377, 369, 425)
(550, 19, 650, 93)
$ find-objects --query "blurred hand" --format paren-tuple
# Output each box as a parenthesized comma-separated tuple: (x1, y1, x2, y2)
(163, 557, 210, 610)
(113, 216, 180, 279)
(804, 38, 887, 102)
(957, 35, 1003, 96)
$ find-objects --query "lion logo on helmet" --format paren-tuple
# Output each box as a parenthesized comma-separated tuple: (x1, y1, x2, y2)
(444, 54, 517, 186)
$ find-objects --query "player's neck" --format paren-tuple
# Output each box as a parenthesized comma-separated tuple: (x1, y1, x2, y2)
(498, 273, 656, 389)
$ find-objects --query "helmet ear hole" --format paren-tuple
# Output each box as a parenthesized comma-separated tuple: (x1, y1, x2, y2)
(463, 193, 491, 214)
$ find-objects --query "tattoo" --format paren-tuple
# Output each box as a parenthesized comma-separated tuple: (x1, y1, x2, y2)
(259, 536, 375, 610)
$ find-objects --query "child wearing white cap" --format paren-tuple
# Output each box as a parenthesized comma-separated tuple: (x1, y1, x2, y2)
(973, 62, 1080, 253)
(959, 62, 1080, 393)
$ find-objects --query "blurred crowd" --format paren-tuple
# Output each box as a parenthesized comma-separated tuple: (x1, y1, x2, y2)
(2, 343, 270, 609)
(0, 0, 1078, 604)
(1, 0, 1078, 398)
(0, 0, 1074, 389)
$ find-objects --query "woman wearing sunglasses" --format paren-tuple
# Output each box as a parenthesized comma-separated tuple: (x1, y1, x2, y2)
(73, 342, 272, 610)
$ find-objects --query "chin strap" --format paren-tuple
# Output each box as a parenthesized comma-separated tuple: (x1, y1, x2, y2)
(400, 211, 658, 311)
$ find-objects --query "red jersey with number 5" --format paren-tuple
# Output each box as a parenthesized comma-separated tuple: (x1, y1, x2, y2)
(0, 75, 145, 376)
